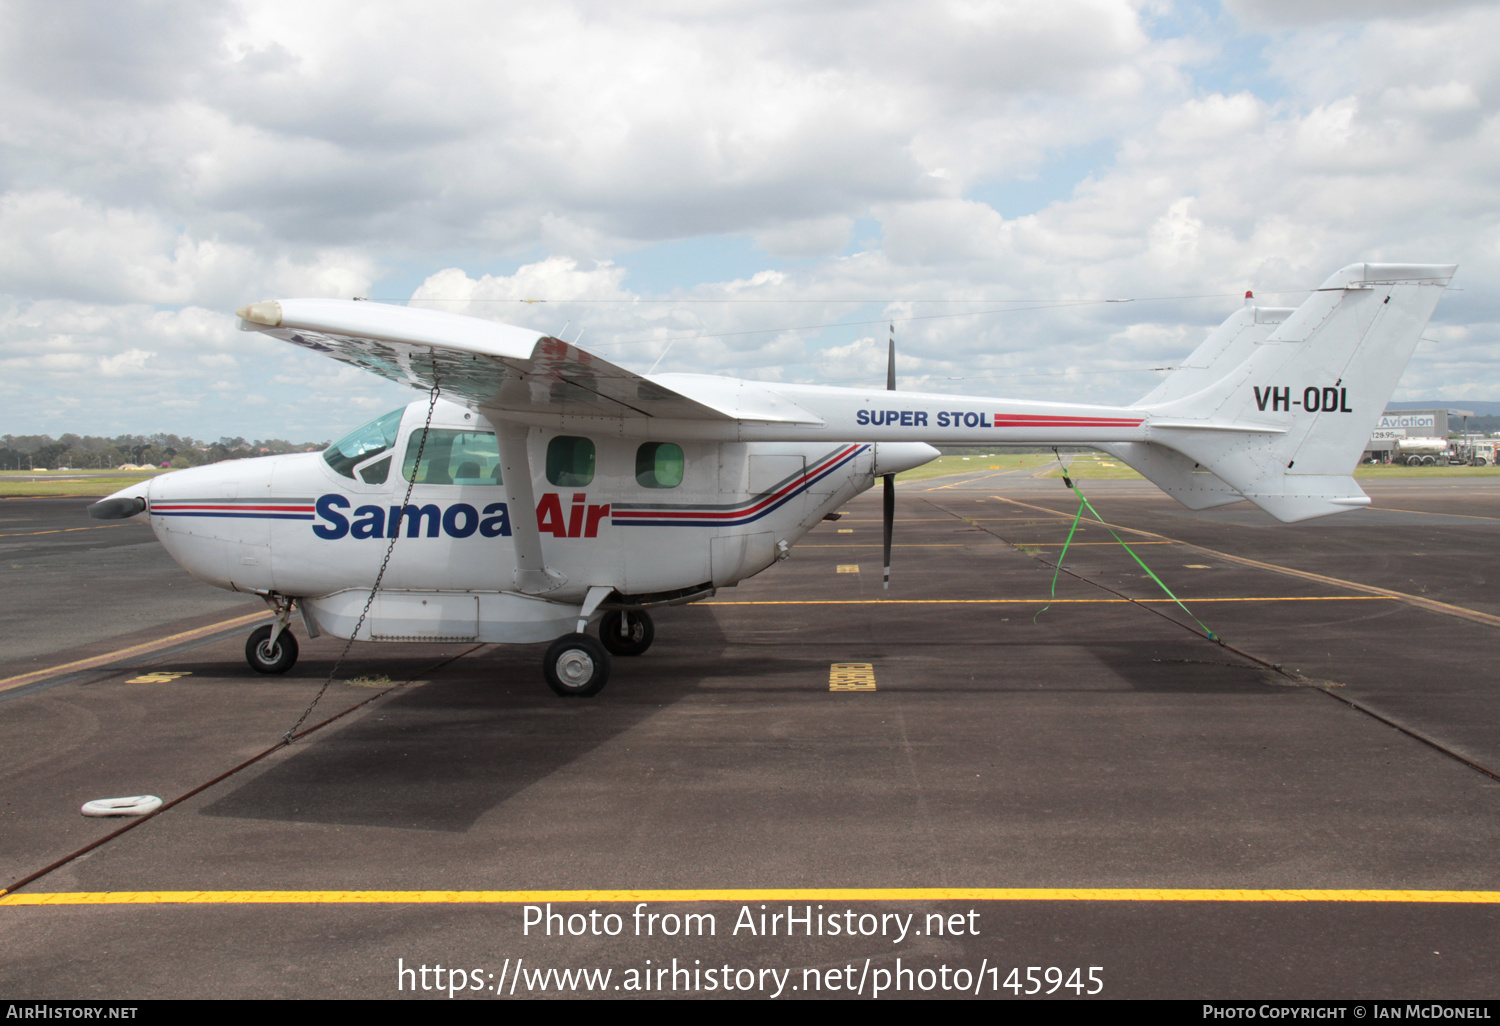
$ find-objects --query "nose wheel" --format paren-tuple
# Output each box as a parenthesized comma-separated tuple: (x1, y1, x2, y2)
(599, 609, 654, 657)
(246, 624, 299, 674)
(543, 633, 610, 697)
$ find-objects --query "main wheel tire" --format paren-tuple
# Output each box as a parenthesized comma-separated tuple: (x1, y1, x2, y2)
(246, 625, 298, 674)
(543, 633, 610, 697)
(599, 609, 655, 657)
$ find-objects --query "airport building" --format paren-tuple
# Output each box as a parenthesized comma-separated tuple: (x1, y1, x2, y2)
(1362, 407, 1476, 462)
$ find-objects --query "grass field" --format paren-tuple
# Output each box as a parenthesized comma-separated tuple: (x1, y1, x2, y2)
(0, 470, 164, 497)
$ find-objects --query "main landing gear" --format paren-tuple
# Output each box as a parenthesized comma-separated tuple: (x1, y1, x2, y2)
(542, 609, 654, 697)
(599, 609, 654, 657)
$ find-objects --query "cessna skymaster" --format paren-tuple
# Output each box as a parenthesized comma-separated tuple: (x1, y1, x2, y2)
(90, 262, 1455, 696)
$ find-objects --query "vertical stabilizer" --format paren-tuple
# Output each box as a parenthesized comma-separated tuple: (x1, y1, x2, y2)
(1141, 263, 1456, 522)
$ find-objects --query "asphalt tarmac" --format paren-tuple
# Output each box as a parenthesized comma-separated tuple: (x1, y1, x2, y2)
(1, 472, 1498, 1000)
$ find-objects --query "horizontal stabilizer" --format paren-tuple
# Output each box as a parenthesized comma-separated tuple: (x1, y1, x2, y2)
(1094, 442, 1243, 511)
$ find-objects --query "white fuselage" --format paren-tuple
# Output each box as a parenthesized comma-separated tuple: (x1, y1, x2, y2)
(130, 400, 934, 645)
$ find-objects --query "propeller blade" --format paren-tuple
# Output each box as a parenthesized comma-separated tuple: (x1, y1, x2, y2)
(883, 472, 894, 589)
(884, 323, 895, 589)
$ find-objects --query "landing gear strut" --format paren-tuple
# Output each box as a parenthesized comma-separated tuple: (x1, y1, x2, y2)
(599, 609, 654, 657)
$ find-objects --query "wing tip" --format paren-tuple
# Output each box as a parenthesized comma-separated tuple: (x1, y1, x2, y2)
(235, 300, 283, 327)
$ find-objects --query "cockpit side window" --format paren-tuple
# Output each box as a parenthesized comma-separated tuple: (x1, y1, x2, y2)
(323, 407, 405, 480)
(402, 429, 503, 485)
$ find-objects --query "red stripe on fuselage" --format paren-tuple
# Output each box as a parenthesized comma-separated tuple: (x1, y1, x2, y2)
(612, 444, 863, 522)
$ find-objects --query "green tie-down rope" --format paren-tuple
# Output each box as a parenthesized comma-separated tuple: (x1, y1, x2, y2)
(1033, 453, 1221, 643)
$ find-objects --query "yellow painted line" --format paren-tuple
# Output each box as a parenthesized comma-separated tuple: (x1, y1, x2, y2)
(987, 495, 1500, 630)
(0, 523, 145, 538)
(0, 494, 101, 500)
(1371, 506, 1500, 523)
(835, 564, 860, 574)
(1011, 541, 1174, 546)
(0, 611, 272, 694)
(5, 888, 1500, 906)
(704, 597, 1395, 606)
(921, 470, 1031, 492)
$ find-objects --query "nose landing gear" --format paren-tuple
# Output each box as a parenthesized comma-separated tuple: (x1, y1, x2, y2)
(246, 594, 299, 674)
(246, 624, 299, 674)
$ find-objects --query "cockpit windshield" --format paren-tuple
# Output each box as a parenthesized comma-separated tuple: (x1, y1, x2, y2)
(323, 407, 405, 479)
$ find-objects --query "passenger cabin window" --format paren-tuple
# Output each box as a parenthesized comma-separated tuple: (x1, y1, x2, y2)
(636, 442, 684, 488)
(546, 436, 595, 487)
(402, 430, 503, 485)
(324, 407, 404, 481)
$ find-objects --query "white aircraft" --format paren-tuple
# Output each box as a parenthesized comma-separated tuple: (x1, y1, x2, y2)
(90, 262, 1455, 696)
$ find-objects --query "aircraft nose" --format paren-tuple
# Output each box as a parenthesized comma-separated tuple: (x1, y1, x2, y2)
(873, 442, 940, 477)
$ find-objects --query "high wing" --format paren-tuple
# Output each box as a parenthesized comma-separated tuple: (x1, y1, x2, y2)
(235, 298, 819, 424)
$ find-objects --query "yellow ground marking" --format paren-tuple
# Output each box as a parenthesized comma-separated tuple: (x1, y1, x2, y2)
(1184, 565, 1213, 570)
(0, 522, 146, 538)
(837, 528, 853, 533)
(705, 597, 1395, 606)
(835, 564, 860, 574)
(829, 662, 876, 692)
(921, 471, 1023, 492)
(1009, 541, 1173, 546)
(1371, 506, 1500, 523)
(832, 518, 973, 523)
(987, 494, 1500, 630)
(0, 494, 100, 501)
(5, 888, 1500, 906)
(0, 611, 272, 694)
(123, 671, 192, 684)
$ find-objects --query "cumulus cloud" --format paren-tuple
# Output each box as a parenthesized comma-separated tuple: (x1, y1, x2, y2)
(0, 0, 1496, 437)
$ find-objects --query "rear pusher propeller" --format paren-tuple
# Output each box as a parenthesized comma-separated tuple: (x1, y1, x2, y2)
(883, 326, 895, 590)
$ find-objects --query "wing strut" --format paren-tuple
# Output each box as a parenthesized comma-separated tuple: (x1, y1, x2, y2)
(495, 421, 568, 594)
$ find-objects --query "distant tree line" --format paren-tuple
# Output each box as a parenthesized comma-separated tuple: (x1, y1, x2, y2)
(0, 432, 329, 471)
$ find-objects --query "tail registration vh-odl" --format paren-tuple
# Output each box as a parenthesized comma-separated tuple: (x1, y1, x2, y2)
(90, 262, 1457, 696)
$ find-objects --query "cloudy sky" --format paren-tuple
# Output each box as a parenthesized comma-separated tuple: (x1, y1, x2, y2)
(2, 0, 1495, 440)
